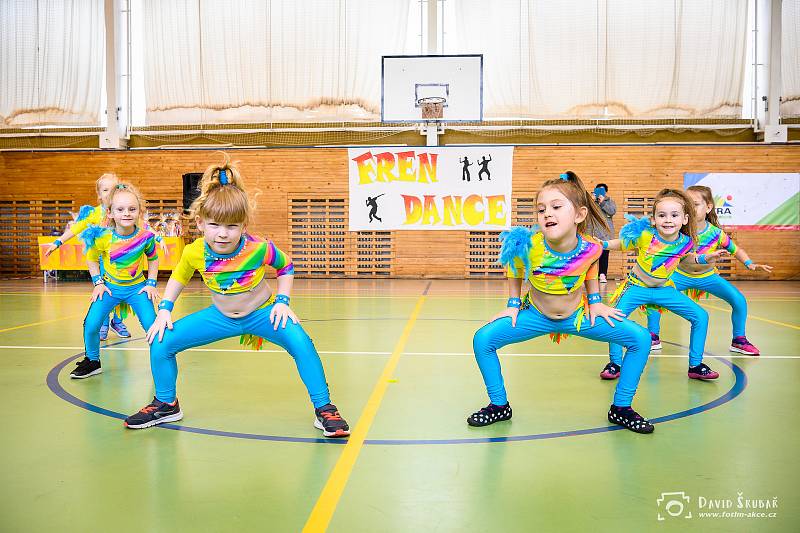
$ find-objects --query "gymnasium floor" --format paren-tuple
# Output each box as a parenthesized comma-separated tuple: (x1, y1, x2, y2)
(1, 278, 797, 532)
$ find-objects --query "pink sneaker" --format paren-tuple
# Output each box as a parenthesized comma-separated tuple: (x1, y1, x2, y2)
(650, 333, 662, 350)
(730, 336, 759, 356)
(688, 363, 719, 380)
(600, 362, 621, 380)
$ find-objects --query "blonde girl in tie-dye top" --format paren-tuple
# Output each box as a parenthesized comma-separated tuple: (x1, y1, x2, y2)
(123, 153, 350, 438)
(647, 185, 773, 356)
(71, 182, 159, 379)
(43, 172, 132, 340)
(469, 171, 655, 435)
(600, 188, 726, 382)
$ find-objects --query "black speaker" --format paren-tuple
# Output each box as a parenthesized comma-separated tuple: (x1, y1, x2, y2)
(182, 173, 203, 213)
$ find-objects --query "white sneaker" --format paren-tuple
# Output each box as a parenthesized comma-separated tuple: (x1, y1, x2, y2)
(599, 274, 607, 283)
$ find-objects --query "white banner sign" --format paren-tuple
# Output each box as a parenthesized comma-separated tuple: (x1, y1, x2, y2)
(348, 146, 513, 231)
(683, 173, 800, 230)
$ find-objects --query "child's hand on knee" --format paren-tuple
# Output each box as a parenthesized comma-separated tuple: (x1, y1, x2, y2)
(490, 307, 519, 327)
(270, 302, 298, 330)
(91, 284, 111, 302)
(147, 310, 173, 344)
(588, 302, 623, 327)
(139, 285, 160, 301)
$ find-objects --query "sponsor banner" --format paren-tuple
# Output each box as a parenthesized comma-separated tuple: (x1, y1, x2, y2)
(37, 236, 184, 270)
(349, 147, 513, 231)
(683, 173, 800, 230)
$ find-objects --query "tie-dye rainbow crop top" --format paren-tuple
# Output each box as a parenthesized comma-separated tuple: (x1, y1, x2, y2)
(504, 231, 603, 295)
(675, 222, 737, 278)
(171, 234, 294, 294)
(621, 227, 694, 280)
(86, 227, 158, 285)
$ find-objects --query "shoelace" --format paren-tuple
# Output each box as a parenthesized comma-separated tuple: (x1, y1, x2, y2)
(139, 404, 159, 414)
(320, 411, 342, 422)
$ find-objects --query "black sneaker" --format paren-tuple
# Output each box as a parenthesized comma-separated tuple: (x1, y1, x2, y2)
(467, 403, 512, 427)
(599, 362, 621, 380)
(124, 397, 183, 429)
(70, 357, 102, 379)
(314, 404, 350, 438)
(607, 405, 654, 434)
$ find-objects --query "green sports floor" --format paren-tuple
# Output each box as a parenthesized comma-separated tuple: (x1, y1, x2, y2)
(1, 278, 797, 532)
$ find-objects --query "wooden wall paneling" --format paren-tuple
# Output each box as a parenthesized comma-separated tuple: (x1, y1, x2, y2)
(1, 146, 799, 280)
(288, 197, 349, 277)
(0, 198, 76, 277)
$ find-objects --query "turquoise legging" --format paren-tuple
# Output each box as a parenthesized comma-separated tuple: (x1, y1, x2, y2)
(83, 280, 156, 361)
(648, 270, 747, 338)
(473, 304, 651, 407)
(149, 303, 330, 408)
(97, 261, 123, 328)
(610, 283, 708, 367)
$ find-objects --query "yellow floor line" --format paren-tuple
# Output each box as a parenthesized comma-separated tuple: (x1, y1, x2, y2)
(0, 313, 82, 334)
(700, 303, 800, 331)
(301, 294, 427, 533)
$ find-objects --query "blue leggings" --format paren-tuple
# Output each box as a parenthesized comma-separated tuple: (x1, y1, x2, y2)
(648, 270, 747, 338)
(474, 304, 651, 407)
(610, 283, 708, 367)
(97, 262, 123, 328)
(150, 303, 331, 408)
(83, 281, 157, 361)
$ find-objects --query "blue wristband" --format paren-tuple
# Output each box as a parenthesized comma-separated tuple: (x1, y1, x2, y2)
(145, 279, 157, 287)
(91, 274, 103, 285)
(275, 294, 290, 305)
(744, 259, 753, 268)
(602, 241, 608, 250)
(696, 254, 708, 265)
(158, 299, 174, 311)
(507, 297, 522, 308)
(54, 239, 63, 248)
(587, 292, 602, 304)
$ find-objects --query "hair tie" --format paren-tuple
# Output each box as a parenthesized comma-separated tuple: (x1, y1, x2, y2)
(560, 173, 569, 181)
(219, 169, 229, 185)
(116, 184, 126, 190)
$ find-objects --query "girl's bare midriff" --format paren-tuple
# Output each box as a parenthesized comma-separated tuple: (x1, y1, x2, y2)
(210, 279, 273, 318)
(529, 287, 583, 320)
(675, 260, 714, 277)
(631, 263, 673, 288)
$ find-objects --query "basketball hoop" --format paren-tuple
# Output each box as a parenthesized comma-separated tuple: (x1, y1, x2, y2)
(417, 96, 446, 120)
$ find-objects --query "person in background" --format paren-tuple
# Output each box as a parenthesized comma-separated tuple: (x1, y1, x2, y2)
(590, 183, 616, 283)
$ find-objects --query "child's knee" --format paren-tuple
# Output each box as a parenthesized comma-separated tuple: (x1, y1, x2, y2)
(624, 323, 650, 348)
(730, 290, 747, 309)
(473, 326, 496, 354)
(691, 305, 709, 324)
(150, 333, 177, 360)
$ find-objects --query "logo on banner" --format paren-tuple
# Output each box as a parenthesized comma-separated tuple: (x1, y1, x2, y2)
(713, 194, 734, 219)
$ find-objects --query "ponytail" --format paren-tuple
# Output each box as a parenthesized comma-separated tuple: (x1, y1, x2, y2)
(189, 152, 254, 225)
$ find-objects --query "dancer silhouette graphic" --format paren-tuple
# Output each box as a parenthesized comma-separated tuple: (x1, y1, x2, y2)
(477, 155, 492, 181)
(459, 157, 473, 182)
(366, 194, 384, 223)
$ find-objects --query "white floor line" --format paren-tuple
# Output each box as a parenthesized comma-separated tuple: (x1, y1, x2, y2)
(0, 345, 797, 358)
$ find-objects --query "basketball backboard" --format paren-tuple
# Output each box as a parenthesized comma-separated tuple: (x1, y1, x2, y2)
(381, 54, 483, 123)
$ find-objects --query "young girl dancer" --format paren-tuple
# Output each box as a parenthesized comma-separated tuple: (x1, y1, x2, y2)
(470, 172, 655, 434)
(124, 156, 350, 438)
(599, 189, 726, 382)
(647, 185, 772, 355)
(71, 182, 159, 378)
(45, 173, 131, 340)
